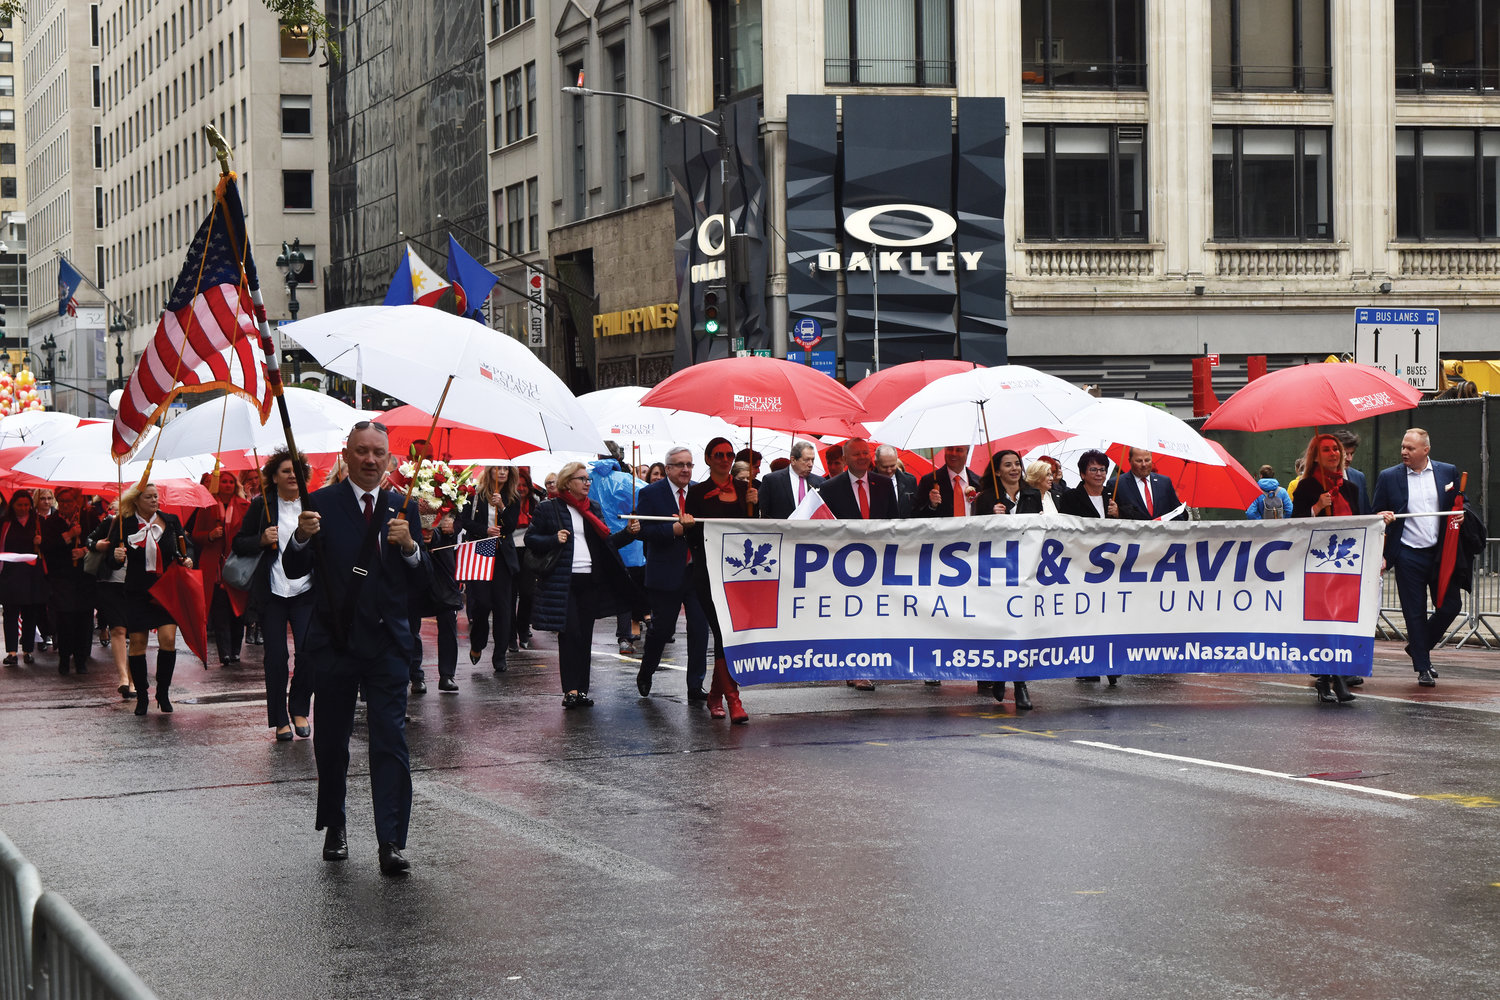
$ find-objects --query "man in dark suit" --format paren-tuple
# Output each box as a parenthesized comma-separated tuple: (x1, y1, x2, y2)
(633, 446, 709, 700)
(912, 445, 983, 517)
(284, 421, 431, 876)
(818, 438, 899, 521)
(1110, 448, 1185, 521)
(759, 441, 824, 519)
(874, 445, 919, 517)
(1372, 427, 1463, 686)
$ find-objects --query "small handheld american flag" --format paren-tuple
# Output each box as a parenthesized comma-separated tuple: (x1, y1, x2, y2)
(454, 536, 499, 581)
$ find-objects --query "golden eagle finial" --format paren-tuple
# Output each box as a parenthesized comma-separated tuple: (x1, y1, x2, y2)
(202, 124, 233, 176)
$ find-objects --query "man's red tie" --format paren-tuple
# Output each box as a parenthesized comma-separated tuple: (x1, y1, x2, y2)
(953, 474, 965, 517)
(1142, 480, 1153, 517)
(857, 478, 869, 519)
(362, 492, 374, 523)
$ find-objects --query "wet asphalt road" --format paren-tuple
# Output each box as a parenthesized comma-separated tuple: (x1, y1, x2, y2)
(3, 624, 1500, 1000)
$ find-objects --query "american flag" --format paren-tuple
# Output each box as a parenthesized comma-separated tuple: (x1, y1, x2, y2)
(454, 536, 499, 581)
(111, 174, 273, 460)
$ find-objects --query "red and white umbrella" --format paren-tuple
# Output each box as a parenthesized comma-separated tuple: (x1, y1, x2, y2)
(639, 356, 868, 439)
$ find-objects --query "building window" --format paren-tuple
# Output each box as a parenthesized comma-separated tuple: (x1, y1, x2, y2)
(0, 111, 13, 131)
(93, 127, 102, 167)
(609, 44, 628, 208)
(1023, 124, 1147, 241)
(525, 62, 537, 136)
(1212, 0, 1330, 91)
(570, 61, 586, 218)
(493, 189, 505, 257)
(1021, 0, 1144, 89)
(826, 0, 950, 87)
(728, 0, 764, 94)
(527, 177, 539, 253)
(96, 187, 105, 228)
(502, 0, 533, 32)
(504, 68, 523, 145)
(506, 182, 524, 253)
(490, 78, 503, 149)
(281, 95, 312, 135)
(283, 169, 314, 210)
(1396, 0, 1500, 92)
(279, 22, 313, 59)
(0, 178, 14, 199)
(0, 144, 13, 165)
(654, 24, 672, 196)
(0, 42, 11, 63)
(1212, 126, 1331, 240)
(0, 76, 11, 97)
(490, 0, 501, 38)
(1395, 128, 1500, 240)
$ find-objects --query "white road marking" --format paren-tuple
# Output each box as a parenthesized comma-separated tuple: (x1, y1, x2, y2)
(1072, 740, 1420, 801)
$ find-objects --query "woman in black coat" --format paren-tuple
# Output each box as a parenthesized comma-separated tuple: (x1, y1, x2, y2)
(458, 465, 523, 672)
(974, 449, 1044, 516)
(38, 487, 100, 675)
(1291, 433, 1364, 705)
(231, 450, 315, 741)
(110, 482, 193, 715)
(0, 489, 46, 666)
(525, 461, 641, 708)
(88, 502, 133, 699)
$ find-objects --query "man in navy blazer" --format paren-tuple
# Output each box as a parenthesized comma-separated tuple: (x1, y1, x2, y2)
(1371, 428, 1463, 686)
(759, 441, 824, 519)
(284, 421, 431, 875)
(911, 445, 983, 517)
(819, 439, 899, 520)
(1110, 448, 1186, 521)
(632, 446, 708, 700)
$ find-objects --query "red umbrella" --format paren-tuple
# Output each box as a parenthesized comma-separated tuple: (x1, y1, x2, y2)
(851, 360, 981, 421)
(0, 446, 49, 491)
(1202, 363, 1422, 431)
(967, 428, 1074, 478)
(378, 404, 542, 462)
(1436, 472, 1468, 605)
(1121, 441, 1262, 511)
(639, 357, 868, 438)
(148, 562, 209, 668)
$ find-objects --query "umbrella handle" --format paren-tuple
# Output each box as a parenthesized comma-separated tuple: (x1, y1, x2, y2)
(977, 403, 999, 505)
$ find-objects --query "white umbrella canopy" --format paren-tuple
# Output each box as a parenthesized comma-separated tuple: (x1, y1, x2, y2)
(0, 412, 102, 450)
(1054, 397, 1226, 466)
(15, 422, 216, 485)
(152, 388, 363, 462)
(284, 305, 605, 455)
(873, 365, 1096, 451)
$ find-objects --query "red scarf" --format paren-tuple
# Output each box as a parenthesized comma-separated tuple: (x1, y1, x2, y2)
(706, 475, 739, 502)
(1314, 471, 1352, 516)
(516, 494, 531, 526)
(559, 492, 611, 539)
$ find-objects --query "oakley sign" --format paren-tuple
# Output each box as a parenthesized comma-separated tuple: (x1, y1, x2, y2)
(816, 204, 985, 272)
(689, 215, 736, 283)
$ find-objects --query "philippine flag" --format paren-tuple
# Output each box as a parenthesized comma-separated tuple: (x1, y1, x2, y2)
(721, 532, 782, 631)
(383, 243, 467, 313)
(1303, 527, 1367, 623)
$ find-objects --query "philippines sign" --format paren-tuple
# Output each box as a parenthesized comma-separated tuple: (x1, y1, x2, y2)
(704, 516, 1385, 684)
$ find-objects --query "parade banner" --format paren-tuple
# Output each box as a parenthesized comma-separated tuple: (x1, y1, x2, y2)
(704, 515, 1387, 685)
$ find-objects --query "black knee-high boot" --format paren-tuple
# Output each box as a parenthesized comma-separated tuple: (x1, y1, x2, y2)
(130, 654, 150, 715)
(156, 650, 177, 713)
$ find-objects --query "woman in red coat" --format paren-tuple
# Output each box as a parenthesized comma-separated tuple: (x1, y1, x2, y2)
(190, 470, 250, 665)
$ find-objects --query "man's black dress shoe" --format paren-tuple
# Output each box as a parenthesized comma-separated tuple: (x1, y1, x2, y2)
(636, 668, 653, 697)
(686, 687, 708, 702)
(323, 827, 348, 861)
(574, 692, 594, 707)
(438, 677, 459, 692)
(410, 678, 428, 695)
(1417, 670, 1437, 687)
(378, 843, 410, 875)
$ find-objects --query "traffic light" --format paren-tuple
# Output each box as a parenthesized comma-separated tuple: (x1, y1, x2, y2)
(702, 290, 720, 336)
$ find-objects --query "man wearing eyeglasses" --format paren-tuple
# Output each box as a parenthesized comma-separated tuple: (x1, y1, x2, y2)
(631, 446, 709, 700)
(759, 441, 824, 519)
(283, 420, 431, 876)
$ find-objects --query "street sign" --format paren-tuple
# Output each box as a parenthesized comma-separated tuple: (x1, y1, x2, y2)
(736, 348, 772, 358)
(1354, 307, 1439, 392)
(787, 350, 837, 377)
(791, 317, 823, 349)
(1206, 353, 1221, 368)
(526, 267, 546, 349)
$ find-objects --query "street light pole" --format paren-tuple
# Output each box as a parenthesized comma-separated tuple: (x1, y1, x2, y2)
(276, 239, 308, 385)
(562, 85, 736, 361)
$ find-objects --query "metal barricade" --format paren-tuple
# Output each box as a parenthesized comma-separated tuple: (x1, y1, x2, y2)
(1, 832, 43, 1000)
(30, 893, 157, 1000)
(1378, 539, 1500, 650)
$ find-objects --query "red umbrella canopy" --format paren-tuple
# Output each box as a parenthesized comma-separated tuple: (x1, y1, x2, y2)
(378, 404, 543, 462)
(851, 360, 982, 421)
(1202, 363, 1423, 431)
(639, 357, 868, 437)
(1118, 441, 1262, 510)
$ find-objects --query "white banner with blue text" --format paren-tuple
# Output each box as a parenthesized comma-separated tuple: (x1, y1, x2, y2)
(703, 514, 1387, 684)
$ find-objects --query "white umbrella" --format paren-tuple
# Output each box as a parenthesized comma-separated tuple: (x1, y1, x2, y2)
(873, 365, 1096, 451)
(284, 305, 604, 455)
(1060, 397, 1226, 466)
(15, 423, 215, 486)
(0, 412, 101, 450)
(152, 388, 362, 462)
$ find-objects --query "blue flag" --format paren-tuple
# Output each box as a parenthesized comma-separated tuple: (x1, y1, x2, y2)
(446, 234, 498, 323)
(57, 257, 84, 317)
(381, 249, 414, 306)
